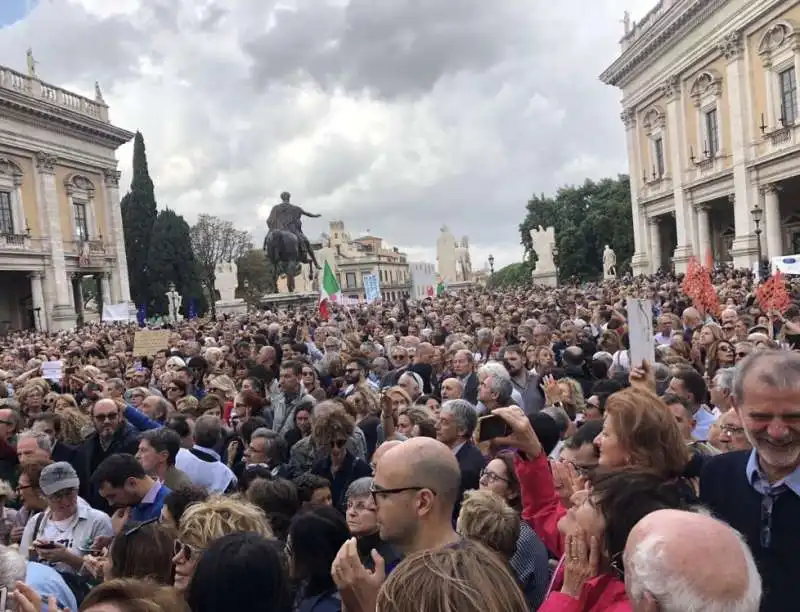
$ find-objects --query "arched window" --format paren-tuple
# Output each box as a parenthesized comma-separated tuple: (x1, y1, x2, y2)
(689, 70, 724, 160)
(758, 20, 800, 129)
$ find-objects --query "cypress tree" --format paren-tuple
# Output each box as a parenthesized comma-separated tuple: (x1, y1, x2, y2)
(121, 131, 158, 308)
(147, 209, 206, 316)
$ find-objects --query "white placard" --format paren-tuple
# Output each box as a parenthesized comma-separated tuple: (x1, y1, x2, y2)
(627, 299, 656, 369)
(102, 302, 132, 322)
(41, 360, 63, 382)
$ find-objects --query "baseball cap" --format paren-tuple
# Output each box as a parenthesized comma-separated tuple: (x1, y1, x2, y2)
(40, 462, 80, 497)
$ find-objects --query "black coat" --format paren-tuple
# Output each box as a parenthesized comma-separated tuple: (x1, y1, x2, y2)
(462, 373, 479, 405)
(454, 441, 486, 520)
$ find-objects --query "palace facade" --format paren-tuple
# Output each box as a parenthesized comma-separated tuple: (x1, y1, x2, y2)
(602, 0, 800, 274)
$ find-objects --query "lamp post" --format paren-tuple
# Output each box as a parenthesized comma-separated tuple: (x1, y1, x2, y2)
(488, 254, 495, 276)
(751, 203, 764, 280)
(552, 243, 560, 280)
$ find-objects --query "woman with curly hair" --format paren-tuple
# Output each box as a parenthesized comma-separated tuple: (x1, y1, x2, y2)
(310, 409, 372, 512)
(53, 395, 92, 445)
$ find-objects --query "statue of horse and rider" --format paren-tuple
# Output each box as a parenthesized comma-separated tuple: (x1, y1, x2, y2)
(263, 192, 321, 292)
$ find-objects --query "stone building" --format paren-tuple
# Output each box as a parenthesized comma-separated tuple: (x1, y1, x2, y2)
(409, 261, 437, 300)
(0, 60, 133, 331)
(436, 226, 472, 284)
(602, 0, 800, 274)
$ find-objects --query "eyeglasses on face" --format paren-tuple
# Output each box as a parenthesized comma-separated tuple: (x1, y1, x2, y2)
(330, 439, 348, 449)
(174, 539, 204, 561)
(480, 468, 509, 484)
(720, 425, 745, 436)
(369, 483, 432, 503)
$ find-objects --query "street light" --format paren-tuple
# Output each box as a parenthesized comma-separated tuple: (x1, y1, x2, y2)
(488, 254, 495, 275)
(552, 243, 560, 279)
(751, 203, 764, 280)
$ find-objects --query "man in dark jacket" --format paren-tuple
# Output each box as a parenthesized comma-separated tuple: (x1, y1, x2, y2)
(74, 399, 140, 514)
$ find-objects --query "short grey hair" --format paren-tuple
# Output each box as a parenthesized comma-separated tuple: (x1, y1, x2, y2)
(476, 328, 492, 343)
(714, 367, 736, 394)
(440, 399, 478, 439)
(251, 427, 278, 444)
(625, 530, 761, 612)
(478, 361, 511, 381)
(732, 350, 800, 401)
(17, 429, 52, 453)
(0, 545, 26, 594)
(346, 476, 374, 501)
(482, 373, 513, 406)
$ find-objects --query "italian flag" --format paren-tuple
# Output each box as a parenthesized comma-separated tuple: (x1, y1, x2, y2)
(319, 261, 341, 320)
(436, 279, 445, 297)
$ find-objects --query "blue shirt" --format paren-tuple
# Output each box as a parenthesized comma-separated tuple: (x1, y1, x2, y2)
(130, 480, 170, 523)
(745, 449, 800, 497)
(26, 562, 78, 612)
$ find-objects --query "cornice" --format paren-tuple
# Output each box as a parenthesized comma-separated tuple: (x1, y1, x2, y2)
(600, 0, 728, 88)
(0, 89, 133, 149)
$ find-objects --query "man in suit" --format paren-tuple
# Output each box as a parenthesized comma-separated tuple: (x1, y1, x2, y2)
(436, 399, 486, 520)
(453, 349, 479, 405)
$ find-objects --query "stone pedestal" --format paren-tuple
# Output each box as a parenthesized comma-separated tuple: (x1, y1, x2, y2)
(672, 245, 694, 274)
(215, 299, 247, 317)
(531, 270, 558, 287)
(50, 304, 77, 330)
(631, 252, 650, 276)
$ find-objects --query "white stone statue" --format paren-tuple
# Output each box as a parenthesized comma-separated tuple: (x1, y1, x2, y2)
(603, 245, 617, 280)
(215, 261, 238, 302)
(166, 285, 182, 323)
(529, 226, 556, 273)
(26, 48, 37, 78)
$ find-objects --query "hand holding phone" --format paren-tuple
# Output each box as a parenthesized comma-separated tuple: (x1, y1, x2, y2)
(476, 414, 512, 443)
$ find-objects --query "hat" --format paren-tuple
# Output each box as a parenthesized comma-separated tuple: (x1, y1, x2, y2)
(40, 462, 80, 497)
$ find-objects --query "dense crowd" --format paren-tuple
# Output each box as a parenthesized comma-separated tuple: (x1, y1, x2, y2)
(0, 268, 794, 611)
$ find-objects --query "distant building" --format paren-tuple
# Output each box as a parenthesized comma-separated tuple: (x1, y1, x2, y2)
(436, 226, 472, 284)
(409, 262, 436, 300)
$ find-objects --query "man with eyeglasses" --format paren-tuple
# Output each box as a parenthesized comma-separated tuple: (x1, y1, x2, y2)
(381, 347, 410, 388)
(74, 399, 140, 514)
(332, 437, 461, 610)
(700, 350, 800, 612)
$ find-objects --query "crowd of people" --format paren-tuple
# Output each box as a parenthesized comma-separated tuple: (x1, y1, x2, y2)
(0, 267, 793, 611)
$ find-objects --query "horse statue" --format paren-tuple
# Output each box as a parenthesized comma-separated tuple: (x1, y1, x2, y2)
(263, 192, 321, 293)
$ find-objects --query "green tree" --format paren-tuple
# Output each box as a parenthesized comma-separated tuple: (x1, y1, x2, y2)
(520, 175, 633, 281)
(121, 132, 158, 308)
(487, 262, 533, 289)
(236, 248, 278, 304)
(146, 209, 206, 316)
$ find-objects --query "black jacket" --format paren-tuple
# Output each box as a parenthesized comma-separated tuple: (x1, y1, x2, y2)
(454, 441, 486, 520)
(462, 373, 479, 405)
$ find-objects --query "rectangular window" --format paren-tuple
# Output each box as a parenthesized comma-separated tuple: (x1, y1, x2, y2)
(73, 202, 88, 241)
(653, 137, 665, 177)
(345, 272, 357, 289)
(780, 66, 797, 125)
(705, 108, 720, 156)
(0, 192, 13, 234)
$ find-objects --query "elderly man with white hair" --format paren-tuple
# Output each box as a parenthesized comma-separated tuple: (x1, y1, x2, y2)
(474, 361, 523, 415)
(624, 509, 761, 612)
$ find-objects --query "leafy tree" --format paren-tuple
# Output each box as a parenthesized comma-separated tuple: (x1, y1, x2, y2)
(121, 132, 158, 307)
(190, 215, 252, 316)
(236, 248, 278, 303)
(520, 175, 634, 281)
(147, 209, 206, 316)
(487, 262, 532, 289)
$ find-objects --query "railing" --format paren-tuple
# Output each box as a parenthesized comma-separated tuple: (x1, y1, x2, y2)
(620, 0, 677, 48)
(66, 240, 107, 256)
(0, 234, 42, 251)
(0, 66, 107, 122)
(768, 126, 792, 146)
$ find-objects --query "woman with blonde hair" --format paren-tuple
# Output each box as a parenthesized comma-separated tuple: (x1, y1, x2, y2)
(377, 539, 528, 612)
(172, 495, 272, 595)
(53, 395, 92, 445)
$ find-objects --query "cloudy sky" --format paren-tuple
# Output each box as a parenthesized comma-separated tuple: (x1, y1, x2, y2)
(0, 0, 655, 270)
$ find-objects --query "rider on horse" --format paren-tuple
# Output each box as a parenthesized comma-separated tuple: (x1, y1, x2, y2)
(267, 192, 321, 269)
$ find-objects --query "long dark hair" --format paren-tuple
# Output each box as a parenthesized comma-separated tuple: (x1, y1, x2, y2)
(288, 506, 349, 598)
(187, 532, 291, 612)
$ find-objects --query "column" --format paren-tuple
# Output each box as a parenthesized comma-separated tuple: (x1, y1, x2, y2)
(621, 108, 649, 274)
(663, 76, 693, 272)
(763, 184, 782, 258)
(74, 274, 85, 315)
(12, 176, 24, 236)
(649, 217, 662, 273)
(720, 30, 759, 268)
(696, 203, 712, 264)
(101, 272, 111, 306)
(86, 190, 97, 239)
(35, 152, 76, 330)
(103, 169, 132, 305)
(29, 272, 46, 332)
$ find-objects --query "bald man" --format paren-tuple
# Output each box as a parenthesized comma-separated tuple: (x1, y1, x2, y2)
(440, 377, 464, 401)
(372, 437, 461, 555)
(370, 439, 402, 472)
(624, 509, 761, 612)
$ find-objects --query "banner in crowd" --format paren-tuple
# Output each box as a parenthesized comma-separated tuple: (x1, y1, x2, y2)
(133, 330, 171, 356)
(363, 274, 381, 303)
(102, 303, 133, 322)
(771, 255, 800, 275)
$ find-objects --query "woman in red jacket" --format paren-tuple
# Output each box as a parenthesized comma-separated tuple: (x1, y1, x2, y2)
(491, 397, 691, 612)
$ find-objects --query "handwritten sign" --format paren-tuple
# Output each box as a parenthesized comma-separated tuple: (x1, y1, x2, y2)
(133, 330, 170, 357)
(41, 360, 63, 382)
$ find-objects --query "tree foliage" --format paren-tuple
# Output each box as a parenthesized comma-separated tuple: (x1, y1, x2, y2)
(520, 175, 634, 281)
(236, 248, 278, 301)
(147, 209, 206, 316)
(487, 262, 532, 289)
(121, 131, 158, 307)
(190, 215, 252, 313)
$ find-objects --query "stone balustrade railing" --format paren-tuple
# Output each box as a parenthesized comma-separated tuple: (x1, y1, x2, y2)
(0, 66, 108, 122)
(620, 0, 675, 50)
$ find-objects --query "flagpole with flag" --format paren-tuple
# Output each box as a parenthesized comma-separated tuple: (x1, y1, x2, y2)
(319, 261, 341, 320)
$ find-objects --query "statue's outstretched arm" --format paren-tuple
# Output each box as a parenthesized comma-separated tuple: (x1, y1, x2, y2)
(300, 208, 321, 218)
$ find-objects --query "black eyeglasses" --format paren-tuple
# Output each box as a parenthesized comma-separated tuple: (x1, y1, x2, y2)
(369, 484, 433, 503)
(94, 413, 118, 422)
(479, 468, 509, 484)
(174, 539, 204, 561)
(331, 439, 348, 449)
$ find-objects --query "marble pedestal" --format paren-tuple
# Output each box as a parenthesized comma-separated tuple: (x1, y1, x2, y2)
(215, 299, 247, 317)
(531, 270, 558, 287)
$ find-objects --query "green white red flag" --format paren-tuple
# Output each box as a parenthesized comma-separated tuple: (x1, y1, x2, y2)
(319, 261, 341, 320)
